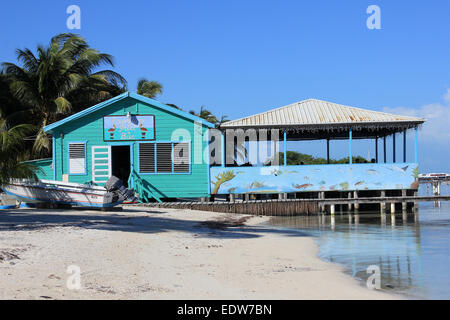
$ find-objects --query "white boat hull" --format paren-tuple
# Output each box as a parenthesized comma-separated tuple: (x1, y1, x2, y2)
(1, 180, 121, 208)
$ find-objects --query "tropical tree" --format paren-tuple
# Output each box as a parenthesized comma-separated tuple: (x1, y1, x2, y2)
(2, 33, 126, 156)
(0, 118, 37, 186)
(189, 106, 219, 125)
(137, 78, 163, 99)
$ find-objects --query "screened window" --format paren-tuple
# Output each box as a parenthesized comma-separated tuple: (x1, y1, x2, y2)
(68, 142, 86, 175)
(139, 142, 190, 174)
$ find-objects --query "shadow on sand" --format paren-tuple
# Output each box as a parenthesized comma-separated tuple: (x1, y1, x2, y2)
(0, 208, 308, 239)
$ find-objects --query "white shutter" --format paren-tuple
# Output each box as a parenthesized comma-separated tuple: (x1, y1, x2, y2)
(69, 143, 86, 174)
(92, 146, 111, 184)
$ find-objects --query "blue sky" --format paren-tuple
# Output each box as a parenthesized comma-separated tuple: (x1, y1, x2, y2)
(1, 0, 449, 172)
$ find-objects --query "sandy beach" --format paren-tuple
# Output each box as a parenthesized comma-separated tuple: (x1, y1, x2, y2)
(0, 207, 396, 299)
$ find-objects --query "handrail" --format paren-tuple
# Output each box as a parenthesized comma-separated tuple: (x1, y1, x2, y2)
(128, 169, 162, 203)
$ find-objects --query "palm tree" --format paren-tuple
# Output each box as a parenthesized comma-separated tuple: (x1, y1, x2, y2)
(189, 106, 219, 125)
(0, 118, 37, 186)
(137, 78, 163, 99)
(2, 33, 126, 156)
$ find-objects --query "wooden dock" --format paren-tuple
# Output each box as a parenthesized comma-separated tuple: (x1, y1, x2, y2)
(126, 194, 450, 216)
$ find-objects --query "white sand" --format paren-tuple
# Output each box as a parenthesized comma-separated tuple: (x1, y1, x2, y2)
(0, 207, 397, 299)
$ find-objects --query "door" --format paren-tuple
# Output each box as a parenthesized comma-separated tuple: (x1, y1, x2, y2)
(92, 146, 111, 184)
(111, 145, 131, 187)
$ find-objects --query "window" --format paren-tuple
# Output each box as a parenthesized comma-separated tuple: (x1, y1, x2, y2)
(68, 142, 86, 175)
(139, 142, 190, 174)
(173, 142, 189, 173)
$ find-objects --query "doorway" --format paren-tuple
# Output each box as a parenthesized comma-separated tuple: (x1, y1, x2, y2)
(111, 145, 131, 187)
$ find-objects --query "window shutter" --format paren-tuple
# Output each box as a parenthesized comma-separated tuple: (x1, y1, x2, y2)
(69, 143, 86, 174)
(139, 143, 155, 173)
(173, 143, 190, 173)
(156, 143, 172, 173)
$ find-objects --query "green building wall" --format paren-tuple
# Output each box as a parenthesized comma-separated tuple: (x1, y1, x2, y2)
(51, 96, 210, 200)
(25, 158, 53, 180)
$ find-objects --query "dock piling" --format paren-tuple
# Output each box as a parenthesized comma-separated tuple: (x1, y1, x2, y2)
(354, 191, 359, 213)
(380, 190, 386, 214)
(402, 189, 407, 213)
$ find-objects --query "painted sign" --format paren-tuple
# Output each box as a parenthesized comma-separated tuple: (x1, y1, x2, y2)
(210, 163, 419, 194)
(103, 115, 155, 141)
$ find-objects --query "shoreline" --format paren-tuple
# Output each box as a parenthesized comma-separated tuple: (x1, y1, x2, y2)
(0, 207, 397, 299)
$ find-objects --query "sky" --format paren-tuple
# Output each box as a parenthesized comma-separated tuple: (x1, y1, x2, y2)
(1, 0, 449, 172)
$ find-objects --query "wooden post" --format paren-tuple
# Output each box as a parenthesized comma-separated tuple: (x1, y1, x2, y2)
(413, 190, 418, 212)
(391, 202, 396, 214)
(319, 192, 325, 213)
(283, 130, 287, 166)
(375, 137, 378, 163)
(402, 189, 407, 213)
(221, 131, 225, 167)
(349, 128, 353, 164)
(383, 136, 387, 163)
(327, 139, 330, 164)
(353, 191, 359, 212)
(414, 127, 418, 163)
(330, 204, 335, 216)
(403, 131, 407, 163)
(348, 191, 353, 211)
(380, 190, 386, 214)
(393, 133, 396, 163)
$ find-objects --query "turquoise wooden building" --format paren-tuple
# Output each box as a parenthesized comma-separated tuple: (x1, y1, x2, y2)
(39, 92, 214, 201)
(32, 93, 425, 205)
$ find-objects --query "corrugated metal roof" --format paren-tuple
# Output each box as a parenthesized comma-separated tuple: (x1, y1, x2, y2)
(220, 99, 425, 128)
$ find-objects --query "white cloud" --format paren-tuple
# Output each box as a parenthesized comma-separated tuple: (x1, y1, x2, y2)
(383, 89, 450, 144)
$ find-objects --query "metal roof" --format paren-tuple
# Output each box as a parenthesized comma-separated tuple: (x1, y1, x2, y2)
(220, 99, 425, 129)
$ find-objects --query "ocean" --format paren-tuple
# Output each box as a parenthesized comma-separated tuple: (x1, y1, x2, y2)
(267, 184, 450, 299)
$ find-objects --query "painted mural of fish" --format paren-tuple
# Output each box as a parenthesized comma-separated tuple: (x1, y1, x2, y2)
(293, 183, 313, 190)
(366, 169, 379, 175)
(389, 165, 409, 173)
(271, 169, 283, 176)
(354, 181, 365, 186)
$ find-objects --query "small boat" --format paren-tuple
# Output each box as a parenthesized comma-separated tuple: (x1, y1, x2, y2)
(1, 176, 136, 208)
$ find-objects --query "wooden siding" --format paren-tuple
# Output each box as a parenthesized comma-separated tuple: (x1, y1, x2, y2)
(52, 97, 209, 199)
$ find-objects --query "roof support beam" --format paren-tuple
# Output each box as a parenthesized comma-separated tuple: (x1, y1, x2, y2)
(403, 130, 407, 163)
(414, 127, 418, 163)
(393, 133, 396, 163)
(283, 130, 287, 166)
(349, 128, 353, 164)
(327, 139, 330, 164)
(375, 137, 378, 163)
(221, 132, 225, 168)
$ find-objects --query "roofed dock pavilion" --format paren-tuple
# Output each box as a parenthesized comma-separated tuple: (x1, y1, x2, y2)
(210, 99, 425, 197)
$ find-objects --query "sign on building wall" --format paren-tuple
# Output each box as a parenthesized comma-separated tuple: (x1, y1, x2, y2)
(103, 115, 155, 141)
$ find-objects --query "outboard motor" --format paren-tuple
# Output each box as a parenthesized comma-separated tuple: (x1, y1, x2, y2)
(104, 176, 137, 203)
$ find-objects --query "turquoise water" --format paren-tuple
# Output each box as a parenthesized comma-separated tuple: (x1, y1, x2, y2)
(267, 188, 450, 299)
